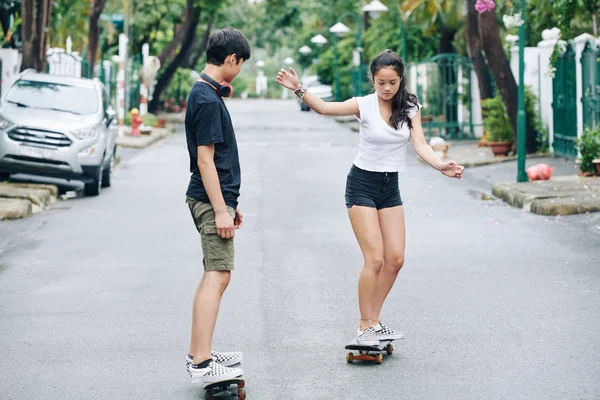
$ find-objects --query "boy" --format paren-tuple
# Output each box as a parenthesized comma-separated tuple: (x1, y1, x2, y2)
(184, 27, 251, 385)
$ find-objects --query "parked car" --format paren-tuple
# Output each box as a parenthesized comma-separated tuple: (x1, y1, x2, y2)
(0, 70, 118, 196)
(299, 75, 333, 112)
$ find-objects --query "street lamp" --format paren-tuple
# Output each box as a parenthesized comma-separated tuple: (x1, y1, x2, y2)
(516, 0, 528, 182)
(362, 0, 389, 20)
(299, 45, 312, 55)
(310, 34, 328, 47)
(365, 1, 407, 62)
(328, 22, 350, 101)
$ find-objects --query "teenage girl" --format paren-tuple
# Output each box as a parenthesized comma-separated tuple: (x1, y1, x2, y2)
(276, 49, 464, 345)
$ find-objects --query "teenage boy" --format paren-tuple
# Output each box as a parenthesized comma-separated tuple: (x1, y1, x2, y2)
(184, 27, 251, 385)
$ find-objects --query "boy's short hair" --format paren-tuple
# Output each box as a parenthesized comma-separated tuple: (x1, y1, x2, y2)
(206, 28, 251, 65)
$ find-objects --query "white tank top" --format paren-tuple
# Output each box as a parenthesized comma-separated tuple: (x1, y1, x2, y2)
(353, 93, 421, 172)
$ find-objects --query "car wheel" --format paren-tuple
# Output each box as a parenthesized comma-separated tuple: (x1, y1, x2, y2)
(101, 148, 116, 188)
(84, 167, 102, 196)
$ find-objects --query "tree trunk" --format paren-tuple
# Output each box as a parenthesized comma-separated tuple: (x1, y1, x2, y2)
(182, 18, 213, 70)
(157, 5, 195, 67)
(480, 9, 537, 153)
(466, 0, 493, 100)
(20, 0, 52, 72)
(480, 9, 518, 146)
(88, 0, 107, 77)
(438, 26, 456, 54)
(149, 0, 200, 113)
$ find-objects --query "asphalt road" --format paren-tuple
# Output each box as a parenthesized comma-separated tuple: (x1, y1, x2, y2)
(1, 99, 599, 400)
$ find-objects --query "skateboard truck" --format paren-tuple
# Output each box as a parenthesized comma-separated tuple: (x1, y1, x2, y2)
(204, 378, 246, 400)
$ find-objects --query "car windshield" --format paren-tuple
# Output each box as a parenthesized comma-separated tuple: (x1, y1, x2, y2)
(5, 80, 98, 115)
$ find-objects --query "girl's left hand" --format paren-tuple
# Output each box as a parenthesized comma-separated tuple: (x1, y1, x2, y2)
(440, 161, 464, 179)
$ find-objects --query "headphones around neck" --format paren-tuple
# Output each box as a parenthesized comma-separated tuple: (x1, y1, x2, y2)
(200, 72, 234, 98)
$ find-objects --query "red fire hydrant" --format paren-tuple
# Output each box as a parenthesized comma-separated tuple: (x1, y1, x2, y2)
(130, 108, 142, 136)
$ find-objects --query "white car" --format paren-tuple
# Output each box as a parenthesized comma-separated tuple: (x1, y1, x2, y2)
(299, 75, 333, 111)
(0, 70, 118, 196)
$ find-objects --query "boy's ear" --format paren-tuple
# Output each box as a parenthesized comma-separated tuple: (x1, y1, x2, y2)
(229, 54, 237, 65)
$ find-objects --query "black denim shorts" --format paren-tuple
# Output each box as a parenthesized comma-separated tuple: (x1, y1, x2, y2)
(345, 164, 403, 209)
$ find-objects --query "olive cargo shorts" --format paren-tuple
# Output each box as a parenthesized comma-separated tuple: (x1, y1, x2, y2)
(186, 197, 235, 271)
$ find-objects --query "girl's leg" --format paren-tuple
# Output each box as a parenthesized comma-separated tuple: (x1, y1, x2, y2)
(348, 205, 384, 331)
(372, 206, 406, 323)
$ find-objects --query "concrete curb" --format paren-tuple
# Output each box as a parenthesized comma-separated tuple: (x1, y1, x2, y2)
(0, 184, 56, 208)
(0, 182, 58, 220)
(0, 198, 32, 220)
(492, 176, 600, 215)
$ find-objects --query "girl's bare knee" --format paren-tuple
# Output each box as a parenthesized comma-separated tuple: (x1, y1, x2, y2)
(364, 253, 384, 273)
(384, 255, 404, 273)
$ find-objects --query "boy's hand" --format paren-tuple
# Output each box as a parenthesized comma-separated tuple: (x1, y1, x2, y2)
(234, 209, 243, 229)
(215, 210, 235, 239)
(276, 68, 301, 91)
(440, 161, 465, 179)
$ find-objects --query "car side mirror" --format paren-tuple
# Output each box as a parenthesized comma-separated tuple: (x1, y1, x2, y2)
(106, 107, 116, 125)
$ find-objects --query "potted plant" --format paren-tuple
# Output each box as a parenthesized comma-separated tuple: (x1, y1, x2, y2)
(481, 95, 513, 156)
(577, 126, 600, 176)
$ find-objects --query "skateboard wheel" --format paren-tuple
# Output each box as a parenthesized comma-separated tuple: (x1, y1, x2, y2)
(205, 391, 214, 400)
(346, 353, 354, 363)
(386, 344, 394, 355)
(237, 381, 245, 388)
(238, 388, 246, 400)
(376, 353, 383, 364)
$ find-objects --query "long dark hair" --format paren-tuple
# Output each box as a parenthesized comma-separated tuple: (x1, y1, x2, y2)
(369, 49, 419, 130)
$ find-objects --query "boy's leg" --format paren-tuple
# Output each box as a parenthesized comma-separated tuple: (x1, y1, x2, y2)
(186, 199, 236, 364)
(189, 270, 231, 362)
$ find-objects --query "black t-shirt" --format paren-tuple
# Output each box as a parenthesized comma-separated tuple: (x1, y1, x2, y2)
(185, 82, 240, 209)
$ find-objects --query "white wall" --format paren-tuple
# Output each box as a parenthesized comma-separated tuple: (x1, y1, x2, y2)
(0, 49, 21, 98)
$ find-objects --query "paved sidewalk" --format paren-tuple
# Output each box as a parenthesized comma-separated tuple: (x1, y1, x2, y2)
(444, 141, 552, 167)
(116, 125, 176, 149)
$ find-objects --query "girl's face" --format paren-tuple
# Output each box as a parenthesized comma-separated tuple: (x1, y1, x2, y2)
(374, 67, 401, 101)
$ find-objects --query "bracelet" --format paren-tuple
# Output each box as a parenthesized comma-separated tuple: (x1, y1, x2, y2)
(293, 86, 307, 100)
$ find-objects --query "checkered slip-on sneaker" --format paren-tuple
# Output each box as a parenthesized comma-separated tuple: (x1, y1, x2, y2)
(188, 361, 243, 387)
(211, 351, 243, 366)
(186, 351, 243, 369)
(374, 321, 405, 340)
(356, 327, 379, 346)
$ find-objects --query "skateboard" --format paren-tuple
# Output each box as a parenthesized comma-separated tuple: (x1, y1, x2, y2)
(345, 338, 395, 364)
(204, 377, 246, 400)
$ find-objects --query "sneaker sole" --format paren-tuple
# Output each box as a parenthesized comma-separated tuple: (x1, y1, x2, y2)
(198, 371, 244, 388)
(187, 355, 243, 368)
(357, 340, 379, 346)
(377, 334, 404, 340)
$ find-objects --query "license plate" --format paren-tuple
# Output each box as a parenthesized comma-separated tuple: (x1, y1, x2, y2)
(18, 146, 57, 160)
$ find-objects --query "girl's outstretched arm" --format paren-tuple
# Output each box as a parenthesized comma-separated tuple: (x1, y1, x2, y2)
(276, 68, 359, 117)
(409, 112, 465, 179)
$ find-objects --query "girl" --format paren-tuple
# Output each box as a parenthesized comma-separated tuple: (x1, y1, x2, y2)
(276, 49, 464, 345)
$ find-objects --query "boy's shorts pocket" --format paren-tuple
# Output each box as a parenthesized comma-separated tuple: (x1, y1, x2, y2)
(200, 224, 235, 271)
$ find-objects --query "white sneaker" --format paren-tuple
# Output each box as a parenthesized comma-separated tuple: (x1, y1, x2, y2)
(186, 351, 243, 368)
(374, 321, 405, 340)
(188, 360, 243, 387)
(356, 327, 379, 346)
